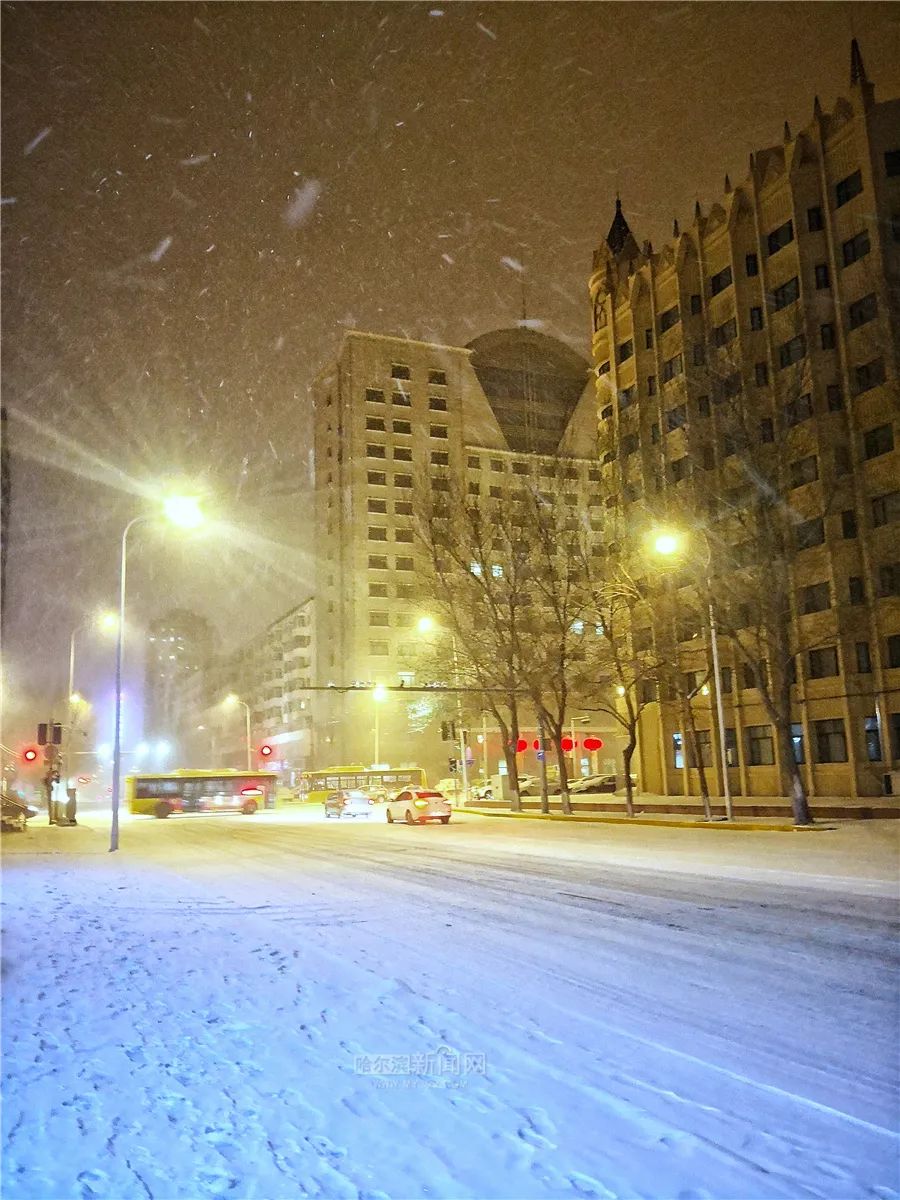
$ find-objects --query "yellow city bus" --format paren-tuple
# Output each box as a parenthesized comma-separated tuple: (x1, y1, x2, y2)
(127, 769, 279, 819)
(297, 765, 427, 804)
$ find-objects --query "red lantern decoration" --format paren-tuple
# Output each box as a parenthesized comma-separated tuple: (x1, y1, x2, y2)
(532, 739, 540, 751)
(516, 738, 528, 753)
(583, 736, 603, 752)
(560, 736, 574, 752)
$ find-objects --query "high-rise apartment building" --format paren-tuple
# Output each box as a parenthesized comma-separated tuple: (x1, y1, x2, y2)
(588, 43, 900, 801)
(145, 609, 214, 739)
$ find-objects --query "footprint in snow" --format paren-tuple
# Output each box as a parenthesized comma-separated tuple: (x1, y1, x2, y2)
(195, 1167, 238, 1196)
(569, 1172, 618, 1198)
(76, 1168, 110, 1199)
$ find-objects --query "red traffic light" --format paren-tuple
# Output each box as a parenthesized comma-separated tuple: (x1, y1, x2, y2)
(22, 746, 39, 764)
(583, 736, 603, 752)
(259, 744, 273, 759)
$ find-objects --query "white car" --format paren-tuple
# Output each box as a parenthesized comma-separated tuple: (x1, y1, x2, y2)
(385, 788, 452, 825)
(324, 789, 377, 819)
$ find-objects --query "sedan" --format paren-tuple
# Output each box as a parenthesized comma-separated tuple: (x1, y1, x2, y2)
(324, 789, 377, 819)
(385, 788, 452, 825)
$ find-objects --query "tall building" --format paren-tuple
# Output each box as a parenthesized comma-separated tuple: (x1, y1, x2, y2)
(588, 42, 900, 801)
(145, 609, 214, 739)
(311, 326, 600, 776)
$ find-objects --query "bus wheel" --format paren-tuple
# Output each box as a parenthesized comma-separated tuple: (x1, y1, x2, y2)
(386, 810, 394, 823)
(154, 801, 172, 820)
(241, 799, 258, 815)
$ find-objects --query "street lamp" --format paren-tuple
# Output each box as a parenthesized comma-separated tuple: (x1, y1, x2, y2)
(110, 495, 205, 852)
(417, 616, 469, 803)
(63, 609, 117, 802)
(223, 694, 252, 771)
(652, 528, 733, 821)
(372, 684, 387, 766)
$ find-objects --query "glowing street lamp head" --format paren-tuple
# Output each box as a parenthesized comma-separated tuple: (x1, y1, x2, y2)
(372, 684, 388, 702)
(653, 532, 681, 557)
(135, 741, 149, 758)
(156, 740, 171, 756)
(98, 611, 119, 633)
(223, 693, 239, 708)
(162, 495, 204, 529)
(417, 616, 435, 634)
(70, 692, 83, 707)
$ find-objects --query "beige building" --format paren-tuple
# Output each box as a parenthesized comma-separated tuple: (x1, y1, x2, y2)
(589, 42, 900, 802)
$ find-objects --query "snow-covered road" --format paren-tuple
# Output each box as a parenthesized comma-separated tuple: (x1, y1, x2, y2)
(2, 811, 898, 1200)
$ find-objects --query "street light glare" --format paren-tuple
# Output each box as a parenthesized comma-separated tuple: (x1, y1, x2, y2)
(223, 693, 239, 707)
(70, 692, 83, 706)
(163, 495, 204, 529)
(654, 533, 680, 557)
(417, 616, 435, 633)
(98, 611, 119, 633)
(372, 684, 388, 702)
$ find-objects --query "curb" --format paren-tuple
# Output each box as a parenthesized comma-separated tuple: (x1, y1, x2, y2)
(460, 807, 833, 832)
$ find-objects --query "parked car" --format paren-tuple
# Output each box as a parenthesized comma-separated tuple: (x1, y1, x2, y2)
(324, 789, 377, 819)
(474, 774, 538, 801)
(568, 773, 638, 794)
(384, 788, 452, 825)
(1, 790, 38, 832)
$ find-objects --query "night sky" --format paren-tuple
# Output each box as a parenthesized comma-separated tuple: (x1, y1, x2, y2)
(3, 1, 899, 739)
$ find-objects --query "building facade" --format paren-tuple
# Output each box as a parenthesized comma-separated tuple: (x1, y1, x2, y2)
(588, 43, 900, 800)
(145, 609, 215, 740)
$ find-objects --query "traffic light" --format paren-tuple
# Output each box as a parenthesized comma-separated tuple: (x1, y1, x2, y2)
(448, 757, 458, 774)
(259, 744, 273, 759)
(37, 723, 62, 746)
(441, 721, 450, 741)
(21, 746, 39, 765)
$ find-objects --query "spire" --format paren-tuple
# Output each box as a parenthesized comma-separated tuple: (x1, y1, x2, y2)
(694, 199, 702, 222)
(672, 217, 680, 238)
(783, 120, 791, 142)
(724, 173, 732, 194)
(813, 94, 823, 118)
(604, 195, 640, 262)
(850, 37, 867, 86)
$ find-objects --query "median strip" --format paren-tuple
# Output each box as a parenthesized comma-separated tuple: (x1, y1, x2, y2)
(460, 807, 834, 832)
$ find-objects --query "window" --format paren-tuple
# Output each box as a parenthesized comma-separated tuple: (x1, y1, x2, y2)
(868, 422, 897, 458)
(690, 293, 702, 314)
(856, 641, 872, 673)
(428, 396, 448, 411)
(429, 424, 448, 439)
(367, 443, 386, 459)
(760, 417, 774, 443)
(666, 404, 687, 432)
(392, 447, 412, 463)
(672, 732, 684, 770)
(428, 369, 447, 386)
(788, 723, 805, 765)
(808, 646, 839, 679)
(688, 729, 713, 769)
(864, 716, 883, 763)
(366, 388, 385, 403)
(367, 470, 387, 485)
(842, 510, 859, 539)
(692, 343, 706, 367)
(367, 498, 387, 514)
(747, 725, 774, 765)
(369, 641, 389, 656)
(849, 293, 878, 330)
(746, 252, 759, 277)
(814, 262, 831, 289)
(872, 491, 900, 528)
(778, 334, 806, 370)
(661, 353, 683, 383)
(467, 481, 480, 496)
(647, 374, 657, 396)
(645, 328, 654, 348)
(710, 265, 733, 295)
(796, 516, 825, 549)
(597, 360, 610, 376)
(712, 318, 737, 348)
(880, 563, 900, 596)
(368, 527, 387, 542)
(820, 323, 835, 350)
(395, 529, 414, 543)
(618, 386, 637, 411)
(431, 478, 449, 492)
(391, 363, 411, 380)
(771, 276, 800, 311)
(368, 554, 388, 569)
(842, 229, 870, 267)
(755, 361, 769, 387)
(396, 583, 415, 598)
(467, 455, 480, 468)
(749, 306, 764, 331)
(369, 612, 389, 627)
(491, 564, 503, 579)
(827, 384, 844, 411)
(369, 582, 388, 597)
(396, 556, 414, 571)
(512, 461, 529, 476)
(886, 150, 900, 178)
(395, 474, 413, 488)
(669, 457, 690, 483)
(835, 169, 863, 208)
(849, 575, 865, 605)
(620, 432, 639, 457)
(888, 634, 900, 668)
(783, 392, 813, 426)
(392, 390, 411, 407)
(767, 219, 795, 256)
(489, 485, 502, 498)
(430, 451, 449, 467)
(699, 444, 715, 470)
(617, 338, 634, 364)
(601, 404, 613, 421)
(807, 206, 824, 232)
(800, 582, 830, 613)
(790, 455, 818, 489)
(814, 718, 848, 763)
(490, 459, 503, 472)
(659, 306, 680, 332)
(650, 423, 660, 445)
(854, 359, 885, 395)
(697, 395, 711, 417)
(395, 500, 413, 515)
(393, 419, 412, 435)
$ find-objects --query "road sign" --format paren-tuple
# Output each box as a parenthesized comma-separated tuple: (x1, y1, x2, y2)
(536, 750, 545, 761)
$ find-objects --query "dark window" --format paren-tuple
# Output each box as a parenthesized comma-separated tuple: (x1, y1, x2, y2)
(366, 416, 385, 431)
(645, 327, 654, 348)
(807, 206, 824, 232)
(849, 575, 865, 606)
(800, 581, 830, 613)
(755, 361, 769, 387)
(814, 262, 831, 289)
(659, 306, 680, 333)
(467, 455, 480, 468)
(620, 433, 639, 458)
(428, 396, 448, 411)
(368, 555, 388, 569)
(690, 293, 702, 315)
(393, 446, 412, 462)
(760, 417, 774, 443)
(428, 369, 447, 385)
(868, 422, 897, 458)
(842, 510, 858, 539)
(854, 359, 885, 396)
(662, 353, 683, 382)
(692, 343, 706, 366)
(367, 443, 386, 459)
(367, 470, 387, 485)
(796, 516, 825, 549)
(688, 729, 713, 769)
(396, 556, 414, 571)
(808, 646, 839, 679)
(700, 444, 715, 470)
(712, 318, 737, 348)
(395, 500, 413, 515)
(719, 667, 733, 694)
(601, 405, 613, 420)
(888, 634, 900, 669)
(369, 582, 388, 597)
(767, 219, 794, 256)
(771, 276, 799, 311)
(783, 392, 813, 426)
(856, 641, 872, 673)
(368, 526, 388, 542)
(872, 491, 900, 528)
(697, 395, 711, 417)
(834, 444, 852, 476)
(745, 252, 759, 277)
(393, 419, 412, 435)
(749, 306, 764, 331)
(747, 725, 774, 765)
(881, 563, 900, 596)
(814, 718, 848, 763)
(864, 716, 882, 763)
(394, 528, 414, 543)
(650, 422, 660, 444)
(666, 404, 687, 432)
(430, 451, 449, 466)
(647, 375, 657, 396)
(835, 169, 863, 208)
(617, 339, 634, 364)
(392, 390, 411, 407)
(820, 323, 835, 350)
(369, 611, 389, 627)
(827, 384, 844, 411)
(886, 150, 900, 178)
(489, 485, 502, 498)
(618, 385, 636, 409)
(429, 424, 448, 439)
(848, 293, 878, 330)
(512, 461, 529, 476)
(709, 265, 733, 296)
(790, 455, 818, 488)
(597, 360, 610, 376)
(842, 229, 870, 267)
(367, 498, 387, 514)
(391, 363, 411, 380)
(395, 474, 413, 488)
(778, 334, 806, 370)
(366, 388, 385, 403)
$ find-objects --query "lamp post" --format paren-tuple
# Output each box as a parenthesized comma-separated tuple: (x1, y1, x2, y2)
(418, 617, 469, 804)
(372, 684, 387, 765)
(653, 530, 733, 822)
(224, 694, 252, 770)
(64, 611, 116, 792)
(110, 496, 204, 852)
